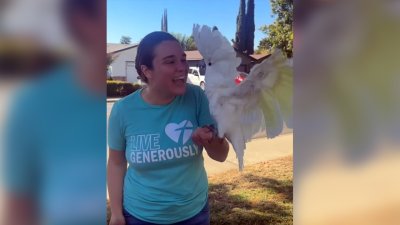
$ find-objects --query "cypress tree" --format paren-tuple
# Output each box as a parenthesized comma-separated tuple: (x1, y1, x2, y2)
(246, 0, 255, 54)
(164, 9, 168, 32)
(161, 9, 168, 32)
(235, 0, 246, 52)
(161, 14, 164, 31)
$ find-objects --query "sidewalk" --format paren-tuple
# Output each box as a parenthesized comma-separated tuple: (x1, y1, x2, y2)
(203, 133, 293, 175)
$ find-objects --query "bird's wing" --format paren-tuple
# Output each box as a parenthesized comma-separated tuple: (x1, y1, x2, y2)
(234, 49, 293, 139)
(192, 24, 293, 170)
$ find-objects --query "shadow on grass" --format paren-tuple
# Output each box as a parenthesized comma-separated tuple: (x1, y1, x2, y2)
(242, 174, 293, 203)
(107, 176, 292, 225)
(209, 176, 292, 225)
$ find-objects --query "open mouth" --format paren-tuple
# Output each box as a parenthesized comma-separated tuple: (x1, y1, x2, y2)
(172, 76, 186, 84)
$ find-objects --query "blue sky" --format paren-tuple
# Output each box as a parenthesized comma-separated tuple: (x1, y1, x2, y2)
(107, 0, 274, 50)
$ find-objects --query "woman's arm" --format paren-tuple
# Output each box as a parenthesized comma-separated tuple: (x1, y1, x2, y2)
(107, 149, 127, 225)
(192, 127, 229, 162)
(4, 194, 37, 225)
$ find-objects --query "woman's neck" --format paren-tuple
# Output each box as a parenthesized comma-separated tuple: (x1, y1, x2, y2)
(141, 86, 175, 105)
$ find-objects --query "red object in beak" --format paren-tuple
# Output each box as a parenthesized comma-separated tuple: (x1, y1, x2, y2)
(235, 74, 245, 85)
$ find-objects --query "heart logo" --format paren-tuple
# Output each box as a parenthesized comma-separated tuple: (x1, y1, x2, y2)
(165, 120, 193, 144)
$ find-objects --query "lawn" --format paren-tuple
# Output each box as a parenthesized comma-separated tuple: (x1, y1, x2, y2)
(208, 156, 293, 225)
(107, 156, 293, 225)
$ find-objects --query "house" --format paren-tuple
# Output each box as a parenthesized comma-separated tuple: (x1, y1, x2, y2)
(235, 49, 271, 73)
(185, 50, 271, 74)
(107, 43, 270, 82)
(185, 50, 206, 74)
(107, 46, 208, 82)
(107, 43, 139, 83)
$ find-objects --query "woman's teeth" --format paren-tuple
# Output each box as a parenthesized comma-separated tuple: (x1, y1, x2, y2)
(172, 76, 185, 82)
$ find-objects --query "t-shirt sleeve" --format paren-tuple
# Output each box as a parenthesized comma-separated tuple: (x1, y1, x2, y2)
(196, 87, 216, 127)
(108, 101, 126, 151)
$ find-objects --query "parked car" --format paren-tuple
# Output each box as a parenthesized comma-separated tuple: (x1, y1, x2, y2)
(187, 67, 205, 90)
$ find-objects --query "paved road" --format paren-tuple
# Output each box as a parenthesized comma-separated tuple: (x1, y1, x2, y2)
(204, 133, 292, 175)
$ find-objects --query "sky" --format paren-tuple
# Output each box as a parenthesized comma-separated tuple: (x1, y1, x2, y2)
(107, 0, 274, 50)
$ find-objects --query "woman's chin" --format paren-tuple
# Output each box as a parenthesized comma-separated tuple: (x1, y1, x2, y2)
(172, 83, 187, 96)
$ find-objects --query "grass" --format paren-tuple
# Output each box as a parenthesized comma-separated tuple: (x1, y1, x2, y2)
(107, 156, 293, 225)
(208, 156, 293, 225)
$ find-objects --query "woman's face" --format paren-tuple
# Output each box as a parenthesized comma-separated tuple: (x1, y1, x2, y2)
(145, 40, 188, 97)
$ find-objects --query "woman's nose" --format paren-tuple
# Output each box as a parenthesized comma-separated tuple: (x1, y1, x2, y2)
(177, 60, 188, 72)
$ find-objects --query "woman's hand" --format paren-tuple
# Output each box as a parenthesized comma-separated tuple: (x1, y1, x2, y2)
(109, 213, 125, 225)
(191, 126, 214, 147)
(192, 126, 229, 162)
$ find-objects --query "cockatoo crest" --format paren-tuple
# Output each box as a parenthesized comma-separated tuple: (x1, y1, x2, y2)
(193, 24, 240, 84)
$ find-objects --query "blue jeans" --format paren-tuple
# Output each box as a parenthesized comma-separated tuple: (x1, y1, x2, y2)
(123, 201, 210, 225)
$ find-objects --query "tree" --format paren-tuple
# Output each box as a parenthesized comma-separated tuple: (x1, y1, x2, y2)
(258, 0, 293, 57)
(170, 33, 197, 51)
(246, 0, 255, 54)
(254, 48, 269, 54)
(161, 9, 168, 32)
(164, 9, 168, 32)
(107, 54, 118, 80)
(234, 0, 255, 54)
(235, 0, 247, 52)
(120, 36, 132, 44)
(185, 36, 197, 51)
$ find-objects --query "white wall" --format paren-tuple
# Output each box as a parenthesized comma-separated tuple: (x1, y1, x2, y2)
(125, 61, 137, 83)
(110, 47, 140, 83)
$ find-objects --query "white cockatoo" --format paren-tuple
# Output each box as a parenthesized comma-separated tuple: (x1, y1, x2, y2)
(192, 24, 293, 170)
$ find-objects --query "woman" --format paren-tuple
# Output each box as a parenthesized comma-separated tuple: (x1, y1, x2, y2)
(107, 31, 229, 225)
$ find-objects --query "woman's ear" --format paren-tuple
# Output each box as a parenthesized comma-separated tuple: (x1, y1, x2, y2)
(141, 65, 152, 81)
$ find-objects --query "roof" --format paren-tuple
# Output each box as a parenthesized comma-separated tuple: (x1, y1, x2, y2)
(250, 53, 270, 60)
(185, 50, 203, 60)
(251, 53, 271, 63)
(107, 43, 138, 54)
(184, 50, 267, 61)
(105, 46, 270, 63)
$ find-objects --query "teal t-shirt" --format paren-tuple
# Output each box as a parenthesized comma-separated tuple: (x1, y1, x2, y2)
(108, 84, 215, 224)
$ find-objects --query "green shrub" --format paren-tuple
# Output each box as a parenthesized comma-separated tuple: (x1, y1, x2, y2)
(107, 80, 142, 97)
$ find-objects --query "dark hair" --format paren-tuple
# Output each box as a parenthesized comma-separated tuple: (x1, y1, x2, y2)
(135, 32, 178, 83)
(62, 0, 100, 19)
(61, 0, 104, 45)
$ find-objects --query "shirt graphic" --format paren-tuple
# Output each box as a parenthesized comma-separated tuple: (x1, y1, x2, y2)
(164, 120, 193, 145)
(128, 120, 199, 164)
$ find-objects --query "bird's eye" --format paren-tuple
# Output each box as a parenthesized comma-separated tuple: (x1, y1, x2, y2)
(208, 62, 212, 66)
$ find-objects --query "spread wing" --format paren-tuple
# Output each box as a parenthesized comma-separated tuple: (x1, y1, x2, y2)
(192, 24, 293, 170)
(234, 49, 293, 139)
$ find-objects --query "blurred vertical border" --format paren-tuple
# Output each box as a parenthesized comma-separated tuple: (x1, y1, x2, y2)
(1, 0, 107, 224)
(295, 0, 400, 224)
